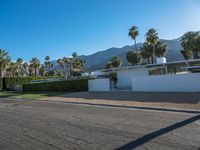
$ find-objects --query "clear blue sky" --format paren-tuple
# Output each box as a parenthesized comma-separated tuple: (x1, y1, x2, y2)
(0, 0, 200, 62)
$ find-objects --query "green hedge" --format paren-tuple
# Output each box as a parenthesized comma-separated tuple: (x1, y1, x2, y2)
(22, 79, 88, 92)
(4, 76, 61, 90)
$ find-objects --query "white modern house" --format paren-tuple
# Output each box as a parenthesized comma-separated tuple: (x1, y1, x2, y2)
(88, 58, 200, 92)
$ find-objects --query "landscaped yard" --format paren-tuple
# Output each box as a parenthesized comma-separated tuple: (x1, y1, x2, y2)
(0, 91, 68, 100)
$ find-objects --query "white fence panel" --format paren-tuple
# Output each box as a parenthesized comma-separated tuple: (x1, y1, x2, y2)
(88, 78, 110, 91)
(132, 73, 200, 92)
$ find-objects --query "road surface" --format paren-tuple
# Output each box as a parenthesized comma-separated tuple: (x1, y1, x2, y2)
(0, 98, 199, 150)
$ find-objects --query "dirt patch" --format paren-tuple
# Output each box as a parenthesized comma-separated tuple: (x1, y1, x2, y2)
(43, 91, 200, 110)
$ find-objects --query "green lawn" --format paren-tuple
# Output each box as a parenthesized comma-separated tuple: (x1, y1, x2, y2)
(0, 91, 68, 100)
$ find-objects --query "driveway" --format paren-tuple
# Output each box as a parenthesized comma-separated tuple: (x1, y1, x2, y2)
(0, 98, 199, 150)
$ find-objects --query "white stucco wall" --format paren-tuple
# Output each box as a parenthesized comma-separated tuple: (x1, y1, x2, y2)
(88, 78, 110, 91)
(132, 73, 200, 92)
(116, 68, 149, 88)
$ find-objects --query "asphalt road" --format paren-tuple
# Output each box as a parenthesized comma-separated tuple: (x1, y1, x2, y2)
(0, 99, 199, 150)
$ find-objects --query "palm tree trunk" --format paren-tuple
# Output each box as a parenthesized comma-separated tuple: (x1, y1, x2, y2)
(153, 45, 156, 63)
(192, 50, 195, 59)
(194, 50, 198, 59)
(134, 39, 137, 52)
(147, 58, 150, 64)
(34, 68, 37, 77)
(151, 56, 154, 64)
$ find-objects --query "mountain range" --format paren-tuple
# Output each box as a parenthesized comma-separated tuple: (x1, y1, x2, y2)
(79, 37, 183, 71)
(52, 31, 200, 71)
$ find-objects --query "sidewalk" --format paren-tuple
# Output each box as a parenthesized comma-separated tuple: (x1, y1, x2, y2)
(43, 91, 200, 110)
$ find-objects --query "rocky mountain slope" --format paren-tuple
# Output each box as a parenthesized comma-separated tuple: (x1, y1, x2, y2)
(79, 38, 183, 71)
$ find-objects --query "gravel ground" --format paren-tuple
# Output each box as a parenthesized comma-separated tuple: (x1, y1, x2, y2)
(0, 98, 200, 150)
(45, 91, 200, 110)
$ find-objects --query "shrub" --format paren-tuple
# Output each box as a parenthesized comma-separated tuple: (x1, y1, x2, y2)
(22, 79, 88, 92)
(4, 76, 61, 90)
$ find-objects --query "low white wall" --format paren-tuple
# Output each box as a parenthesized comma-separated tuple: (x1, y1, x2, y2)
(132, 73, 200, 92)
(117, 68, 149, 88)
(88, 78, 110, 91)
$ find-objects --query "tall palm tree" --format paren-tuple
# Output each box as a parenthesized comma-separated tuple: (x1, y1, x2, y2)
(29, 58, 40, 76)
(146, 28, 159, 63)
(180, 31, 199, 59)
(128, 26, 139, 51)
(0, 49, 11, 77)
(126, 51, 140, 66)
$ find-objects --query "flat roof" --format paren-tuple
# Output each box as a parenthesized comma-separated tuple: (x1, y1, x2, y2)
(100, 59, 200, 72)
(181, 66, 200, 70)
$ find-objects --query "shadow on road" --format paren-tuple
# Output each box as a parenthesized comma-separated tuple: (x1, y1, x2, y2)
(60, 91, 200, 104)
(116, 114, 200, 150)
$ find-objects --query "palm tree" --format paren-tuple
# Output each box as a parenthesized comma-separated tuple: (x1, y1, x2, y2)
(22, 62, 29, 76)
(28, 64, 34, 76)
(146, 28, 159, 63)
(6, 62, 18, 77)
(72, 52, 77, 58)
(44, 56, 52, 76)
(126, 51, 140, 66)
(0, 49, 11, 77)
(68, 52, 85, 77)
(180, 49, 191, 60)
(110, 56, 122, 68)
(140, 42, 153, 64)
(29, 57, 40, 76)
(180, 31, 199, 59)
(45, 56, 50, 61)
(57, 58, 65, 76)
(105, 61, 113, 69)
(57, 59, 64, 68)
(128, 26, 139, 51)
(16, 58, 23, 76)
(39, 66, 45, 76)
(155, 41, 167, 57)
(63, 57, 71, 76)
(44, 56, 51, 68)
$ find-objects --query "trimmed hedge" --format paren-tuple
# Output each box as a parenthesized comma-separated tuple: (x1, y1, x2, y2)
(4, 76, 61, 90)
(22, 79, 88, 92)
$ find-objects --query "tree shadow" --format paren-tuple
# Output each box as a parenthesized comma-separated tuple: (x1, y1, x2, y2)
(116, 114, 200, 150)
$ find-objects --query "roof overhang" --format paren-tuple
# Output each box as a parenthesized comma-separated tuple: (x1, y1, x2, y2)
(100, 59, 200, 73)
